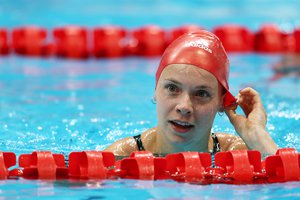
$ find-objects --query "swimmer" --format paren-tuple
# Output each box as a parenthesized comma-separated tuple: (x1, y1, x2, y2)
(104, 30, 278, 156)
(273, 53, 300, 76)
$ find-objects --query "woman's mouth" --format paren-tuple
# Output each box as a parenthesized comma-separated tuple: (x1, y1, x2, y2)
(168, 120, 194, 133)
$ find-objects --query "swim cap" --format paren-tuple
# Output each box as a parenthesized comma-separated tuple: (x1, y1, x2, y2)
(155, 30, 236, 107)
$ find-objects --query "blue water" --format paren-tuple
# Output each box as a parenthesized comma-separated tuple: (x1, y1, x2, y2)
(0, 54, 299, 199)
(0, 56, 158, 154)
(0, 179, 299, 199)
(1, 0, 300, 199)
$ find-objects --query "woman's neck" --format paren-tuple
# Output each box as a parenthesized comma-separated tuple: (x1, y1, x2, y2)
(154, 127, 210, 154)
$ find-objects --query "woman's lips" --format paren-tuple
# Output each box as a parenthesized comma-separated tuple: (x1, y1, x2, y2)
(169, 120, 194, 133)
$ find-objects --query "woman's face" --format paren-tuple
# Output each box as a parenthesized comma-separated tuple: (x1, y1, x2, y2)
(155, 64, 224, 144)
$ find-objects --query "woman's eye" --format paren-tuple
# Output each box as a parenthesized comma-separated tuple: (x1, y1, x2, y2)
(195, 90, 210, 98)
(165, 84, 179, 93)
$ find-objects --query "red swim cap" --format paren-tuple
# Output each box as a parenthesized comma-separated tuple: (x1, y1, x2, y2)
(155, 30, 236, 107)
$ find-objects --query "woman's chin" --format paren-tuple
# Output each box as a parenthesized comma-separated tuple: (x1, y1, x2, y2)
(167, 130, 192, 144)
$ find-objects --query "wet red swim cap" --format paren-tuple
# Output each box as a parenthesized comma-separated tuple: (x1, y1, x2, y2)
(155, 30, 236, 107)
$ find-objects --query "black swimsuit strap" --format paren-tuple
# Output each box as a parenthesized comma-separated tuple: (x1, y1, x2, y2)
(133, 134, 146, 151)
(133, 133, 220, 154)
(211, 132, 221, 154)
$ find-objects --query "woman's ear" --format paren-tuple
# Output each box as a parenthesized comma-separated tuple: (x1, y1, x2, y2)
(151, 94, 157, 104)
(218, 96, 225, 116)
(152, 95, 157, 104)
(218, 104, 224, 112)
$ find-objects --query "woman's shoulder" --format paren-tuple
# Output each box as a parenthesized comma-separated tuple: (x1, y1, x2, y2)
(103, 127, 158, 156)
(141, 127, 157, 139)
(214, 132, 238, 140)
(140, 127, 158, 152)
(214, 132, 247, 151)
(103, 136, 137, 156)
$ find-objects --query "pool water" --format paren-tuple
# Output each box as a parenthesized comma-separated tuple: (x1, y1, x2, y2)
(0, 179, 299, 199)
(1, 54, 299, 153)
(0, 56, 158, 155)
(1, 0, 300, 199)
(0, 54, 299, 199)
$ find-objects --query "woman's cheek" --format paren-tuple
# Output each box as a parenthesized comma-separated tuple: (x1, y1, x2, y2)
(156, 99, 168, 124)
(195, 104, 218, 122)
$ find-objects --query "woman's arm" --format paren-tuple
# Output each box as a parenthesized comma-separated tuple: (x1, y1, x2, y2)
(225, 87, 278, 155)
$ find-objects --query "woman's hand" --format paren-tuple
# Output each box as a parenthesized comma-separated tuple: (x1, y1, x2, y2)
(225, 87, 278, 155)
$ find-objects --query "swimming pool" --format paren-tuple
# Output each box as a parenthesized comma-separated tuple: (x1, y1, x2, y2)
(1, 0, 300, 199)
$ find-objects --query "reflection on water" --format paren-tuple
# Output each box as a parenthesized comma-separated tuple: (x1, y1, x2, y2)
(0, 179, 299, 199)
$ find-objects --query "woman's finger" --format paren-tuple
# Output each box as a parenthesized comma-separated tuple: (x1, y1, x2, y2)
(239, 87, 263, 105)
(225, 108, 246, 133)
(237, 94, 252, 116)
(237, 87, 265, 116)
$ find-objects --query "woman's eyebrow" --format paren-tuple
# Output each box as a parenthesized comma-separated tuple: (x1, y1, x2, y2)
(163, 79, 215, 90)
(194, 85, 214, 90)
(163, 79, 182, 85)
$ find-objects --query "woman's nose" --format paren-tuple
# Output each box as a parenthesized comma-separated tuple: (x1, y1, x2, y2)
(175, 93, 193, 115)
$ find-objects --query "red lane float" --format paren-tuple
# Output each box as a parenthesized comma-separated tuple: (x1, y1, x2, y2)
(254, 24, 285, 53)
(12, 26, 53, 56)
(0, 152, 16, 179)
(127, 25, 167, 56)
(53, 26, 89, 59)
(2, 24, 300, 58)
(214, 150, 266, 183)
(0, 29, 10, 55)
(213, 24, 254, 52)
(166, 152, 211, 183)
(0, 148, 299, 183)
(69, 151, 115, 179)
(282, 31, 296, 53)
(169, 24, 204, 44)
(117, 151, 168, 180)
(93, 26, 127, 58)
(265, 148, 300, 183)
(294, 28, 300, 53)
(18, 151, 68, 179)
